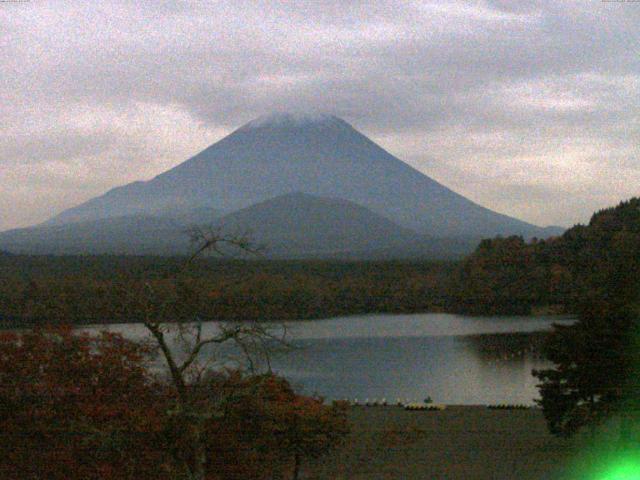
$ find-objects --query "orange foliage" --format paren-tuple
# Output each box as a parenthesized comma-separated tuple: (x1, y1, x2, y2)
(0, 326, 170, 480)
(0, 328, 348, 480)
(204, 374, 349, 480)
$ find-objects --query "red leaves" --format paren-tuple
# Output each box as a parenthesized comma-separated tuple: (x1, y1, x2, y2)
(0, 326, 169, 480)
(0, 329, 348, 480)
(203, 373, 349, 479)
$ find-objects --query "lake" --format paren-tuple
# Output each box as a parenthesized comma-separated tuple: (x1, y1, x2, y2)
(83, 313, 572, 405)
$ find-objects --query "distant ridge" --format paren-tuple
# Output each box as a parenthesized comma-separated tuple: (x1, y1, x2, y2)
(0, 215, 194, 255)
(214, 192, 477, 258)
(0, 193, 478, 258)
(1, 112, 563, 257)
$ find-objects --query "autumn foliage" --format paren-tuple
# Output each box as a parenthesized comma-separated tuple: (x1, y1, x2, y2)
(0, 259, 452, 327)
(0, 326, 168, 479)
(204, 374, 349, 479)
(0, 327, 348, 479)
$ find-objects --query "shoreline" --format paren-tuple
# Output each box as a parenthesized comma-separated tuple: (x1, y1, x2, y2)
(0, 309, 572, 330)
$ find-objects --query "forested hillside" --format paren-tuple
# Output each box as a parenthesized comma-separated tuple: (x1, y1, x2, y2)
(1, 198, 637, 325)
(450, 198, 640, 315)
(0, 258, 454, 325)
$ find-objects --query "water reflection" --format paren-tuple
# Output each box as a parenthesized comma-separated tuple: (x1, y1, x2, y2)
(268, 335, 553, 405)
(82, 313, 573, 405)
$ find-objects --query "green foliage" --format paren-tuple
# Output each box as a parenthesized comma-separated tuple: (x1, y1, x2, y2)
(448, 236, 539, 314)
(442, 196, 640, 437)
(450, 198, 640, 316)
(532, 198, 640, 438)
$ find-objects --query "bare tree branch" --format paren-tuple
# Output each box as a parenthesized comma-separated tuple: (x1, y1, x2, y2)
(137, 223, 287, 480)
(183, 225, 265, 269)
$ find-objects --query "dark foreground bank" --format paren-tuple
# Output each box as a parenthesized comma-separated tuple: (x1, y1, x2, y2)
(302, 406, 574, 480)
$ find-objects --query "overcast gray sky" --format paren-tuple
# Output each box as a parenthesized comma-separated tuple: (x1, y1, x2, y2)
(1, 0, 638, 231)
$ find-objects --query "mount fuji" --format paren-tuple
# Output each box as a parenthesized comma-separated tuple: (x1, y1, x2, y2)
(0, 113, 562, 257)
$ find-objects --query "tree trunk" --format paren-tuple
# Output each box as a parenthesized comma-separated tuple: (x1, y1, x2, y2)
(293, 452, 301, 480)
(192, 428, 207, 480)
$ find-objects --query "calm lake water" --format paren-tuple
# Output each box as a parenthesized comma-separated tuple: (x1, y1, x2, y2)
(84, 313, 572, 405)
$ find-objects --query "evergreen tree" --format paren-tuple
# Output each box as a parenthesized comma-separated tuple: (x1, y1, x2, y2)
(533, 302, 638, 437)
(534, 199, 640, 439)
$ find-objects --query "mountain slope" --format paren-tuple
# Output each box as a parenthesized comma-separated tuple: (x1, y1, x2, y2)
(47, 113, 559, 239)
(0, 193, 478, 258)
(0, 215, 201, 255)
(214, 192, 477, 258)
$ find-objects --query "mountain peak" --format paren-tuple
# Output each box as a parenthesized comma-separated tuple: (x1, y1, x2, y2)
(239, 112, 346, 131)
(36, 111, 557, 242)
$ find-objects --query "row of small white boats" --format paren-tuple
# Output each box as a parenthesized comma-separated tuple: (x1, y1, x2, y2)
(341, 399, 532, 410)
(345, 398, 445, 410)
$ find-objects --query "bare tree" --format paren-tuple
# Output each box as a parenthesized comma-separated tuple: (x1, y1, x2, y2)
(183, 225, 264, 264)
(140, 227, 288, 480)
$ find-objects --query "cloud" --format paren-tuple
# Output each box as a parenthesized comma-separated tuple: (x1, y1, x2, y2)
(0, 0, 639, 230)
